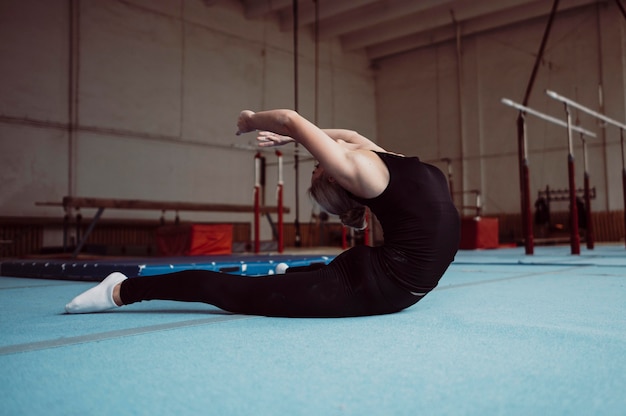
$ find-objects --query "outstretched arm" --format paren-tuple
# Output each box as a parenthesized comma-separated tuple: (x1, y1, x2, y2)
(321, 129, 386, 152)
(254, 129, 385, 152)
(236, 109, 389, 199)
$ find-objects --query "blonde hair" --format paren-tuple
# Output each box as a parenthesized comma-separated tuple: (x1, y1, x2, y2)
(308, 171, 366, 229)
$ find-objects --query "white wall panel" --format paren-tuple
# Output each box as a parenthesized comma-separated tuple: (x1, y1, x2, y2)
(375, 3, 625, 214)
(0, 0, 68, 122)
(79, 1, 183, 136)
(0, 124, 68, 215)
(2, 0, 622, 226)
(0, 0, 377, 234)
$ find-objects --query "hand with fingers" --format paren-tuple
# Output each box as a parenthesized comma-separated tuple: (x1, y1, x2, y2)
(256, 131, 295, 147)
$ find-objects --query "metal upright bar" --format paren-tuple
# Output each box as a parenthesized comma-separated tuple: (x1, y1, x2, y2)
(254, 153, 262, 254)
(622, 130, 626, 248)
(546, 90, 626, 249)
(72, 207, 104, 258)
(441, 158, 453, 198)
(581, 136, 594, 249)
(502, 98, 595, 254)
(292, 0, 302, 248)
(276, 150, 284, 253)
(63, 207, 70, 253)
(564, 105, 580, 255)
(518, 113, 534, 254)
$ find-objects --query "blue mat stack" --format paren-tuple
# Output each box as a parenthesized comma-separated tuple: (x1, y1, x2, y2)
(0, 254, 334, 281)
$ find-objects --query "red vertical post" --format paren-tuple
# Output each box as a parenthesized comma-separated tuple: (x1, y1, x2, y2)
(254, 153, 261, 254)
(583, 172, 594, 250)
(564, 106, 580, 255)
(364, 208, 370, 246)
(567, 155, 580, 254)
(580, 136, 594, 249)
(517, 115, 534, 255)
(621, 131, 626, 249)
(276, 150, 284, 253)
(521, 163, 533, 254)
(622, 167, 626, 249)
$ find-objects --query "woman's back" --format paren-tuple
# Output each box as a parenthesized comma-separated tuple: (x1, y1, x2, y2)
(354, 152, 460, 293)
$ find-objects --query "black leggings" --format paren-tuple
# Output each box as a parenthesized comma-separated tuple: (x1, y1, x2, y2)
(119, 246, 422, 318)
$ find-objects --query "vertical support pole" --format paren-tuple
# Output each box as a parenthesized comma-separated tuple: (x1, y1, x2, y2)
(621, 129, 626, 249)
(581, 136, 594, 249)
(75, 209, 82, 249)
(292, 0, 302, 248)
(564, 105, 580, 255)
(442, 158, 453, 198)
(516, 0, 559, 254)
(517, 114, 534, 254)
(72, 207, 104, 258)
(276, 150, 284, 253)
(68, 0, 80, 199)
(313, 0, 319, 124)
(254, 153, 261, 254)
(63, 205, 70, 252)
(364, 208, 370, 246)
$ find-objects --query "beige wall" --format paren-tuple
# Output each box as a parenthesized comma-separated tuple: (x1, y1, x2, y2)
(0, 0, 376, 242)
(1, 0, 625, 242)
(375, 2, 625, 216)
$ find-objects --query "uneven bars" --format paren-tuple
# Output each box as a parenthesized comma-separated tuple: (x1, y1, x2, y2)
(546, 90, 626, 250)
(546, 90, 626, 130)
(501, 98, 596, 137)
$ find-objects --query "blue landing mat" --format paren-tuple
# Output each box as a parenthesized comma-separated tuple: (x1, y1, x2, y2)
(454, 244, 626, 266)
(0, 254, 334, 281)
(0, 245, 624, 415)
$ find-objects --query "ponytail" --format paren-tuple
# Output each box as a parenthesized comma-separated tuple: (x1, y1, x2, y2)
(340, 206, 367, 230)
(308, 171, 367, 230)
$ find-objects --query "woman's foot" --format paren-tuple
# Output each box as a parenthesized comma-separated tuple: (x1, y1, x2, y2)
(65, 272, 128, 314)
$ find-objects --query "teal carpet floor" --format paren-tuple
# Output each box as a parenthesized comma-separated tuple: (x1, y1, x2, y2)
(1, 245, 624, 415)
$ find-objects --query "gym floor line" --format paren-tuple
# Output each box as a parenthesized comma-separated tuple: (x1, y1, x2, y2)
(1, 245, 624, 415)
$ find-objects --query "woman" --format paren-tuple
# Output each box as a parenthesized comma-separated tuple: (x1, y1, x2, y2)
(65, 109, 460, 317)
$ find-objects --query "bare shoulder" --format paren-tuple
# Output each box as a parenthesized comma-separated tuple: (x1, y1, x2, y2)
(346, 150, 391, 199)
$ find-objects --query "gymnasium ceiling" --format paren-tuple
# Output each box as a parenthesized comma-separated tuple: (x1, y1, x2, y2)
(239, 0, 604, 60)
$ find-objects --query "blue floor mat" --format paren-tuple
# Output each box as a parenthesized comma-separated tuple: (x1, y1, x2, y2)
(0, 254, 334, 281)
(1, 245, 624, 415)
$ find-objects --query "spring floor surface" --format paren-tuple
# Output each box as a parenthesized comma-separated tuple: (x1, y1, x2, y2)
(1, 245, 625, 415)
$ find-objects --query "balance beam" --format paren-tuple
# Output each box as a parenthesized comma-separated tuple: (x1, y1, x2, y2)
(37, 197, 288, 215)
(36, 196, 289, 257)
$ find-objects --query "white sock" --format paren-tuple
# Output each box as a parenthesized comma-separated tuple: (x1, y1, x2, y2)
(65, 272, 128, 314)
(275, 262, 289, 274)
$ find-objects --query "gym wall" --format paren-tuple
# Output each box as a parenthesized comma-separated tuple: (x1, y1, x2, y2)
(0, 0, 377, 244)
(375, 2, 625, 216)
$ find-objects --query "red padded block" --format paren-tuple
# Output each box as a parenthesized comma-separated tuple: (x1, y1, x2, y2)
(460, 217, 499, 249)
(156, 224, 233, 256)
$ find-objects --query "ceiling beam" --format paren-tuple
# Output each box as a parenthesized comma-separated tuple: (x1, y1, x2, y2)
(317, 0, 455, 40)
(365, 0, 605, 60)
(341, 0, 543, 51)
(279, 0, 381, 31)
(243, 0, 292, 19)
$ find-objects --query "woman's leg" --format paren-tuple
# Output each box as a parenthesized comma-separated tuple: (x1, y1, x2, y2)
(66, 247, 420, 317)
(121, 247, 418, 317)
(119, 268, 343, 317)
(119, 267, 385, 317)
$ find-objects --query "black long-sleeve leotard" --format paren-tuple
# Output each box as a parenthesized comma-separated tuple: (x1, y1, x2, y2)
(120, 152, 460, 317)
